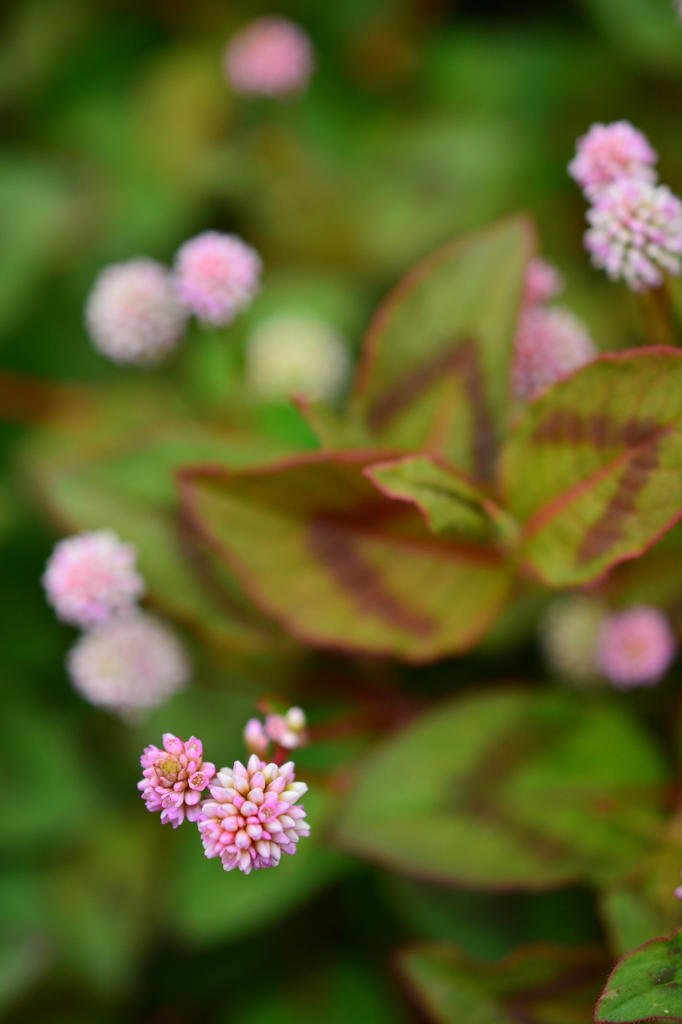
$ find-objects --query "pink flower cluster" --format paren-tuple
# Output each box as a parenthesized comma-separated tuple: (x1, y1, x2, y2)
(68, 612, 189, 716)
(43, 530, 144, 627)
(512, 257, 596, 402)
(596, 606, 676, 688)
(244, 706, 308, 756)
(199, 754, 309, 874)
(224, 17, 315, 97)
(85, 233, 262, 363)
(570, 121, 682, 291)
(569, 121, 657, 201)
(585, 179, 682, 292)
(174, 232, 262, 327)
(139, 734, 215, 827)
(138, 723, 311, 876)
(85, 259, 187, 366)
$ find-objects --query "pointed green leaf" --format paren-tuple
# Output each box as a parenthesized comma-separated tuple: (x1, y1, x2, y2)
(397, 941, 609, 1024)
(334, 687, 666, 887)
(595, 928, 682, 1023)
(366, 454, 517, 541)
(180, 451, 513, 662)
(351, 216, 535, 479)
(502, 349, 682, 587)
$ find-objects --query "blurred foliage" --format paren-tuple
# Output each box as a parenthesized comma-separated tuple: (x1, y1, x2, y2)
(4, 1, 682, 1023)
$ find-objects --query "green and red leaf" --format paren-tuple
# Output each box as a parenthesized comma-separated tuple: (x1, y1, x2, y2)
(333, 686, 666, 888)
(351, 216, 535, 478)
(396, 941, 609, 1024)
(595, 928, 682, 1023)
(179, 450, 513, 662)
(501, 348, 682, 587)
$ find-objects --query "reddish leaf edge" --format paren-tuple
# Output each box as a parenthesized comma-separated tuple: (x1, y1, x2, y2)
(350, 213, 538, 406)
(176, 449, 511, 664)
(507, 346, 682, 588)
(594, 926, 682, 1024)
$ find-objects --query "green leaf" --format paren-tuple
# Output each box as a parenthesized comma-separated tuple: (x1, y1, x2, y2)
(366, 454, 517, 541)
(599, 819, 682, 956)
(0, 930, 50, 1014)
(234, 959, 403, 1024)
(595, 929, 682, 1022)
(397, 941, 609, 1024)
(0, 700, 92, 852)
(180, 451, 513, 662)
(333, 687, 666, 888)
(166, 787, 354, 944)
(501, 349, 682, 587)
(582, 0, 682, 75)
(351, 216, 535, 479)
(45, 815, 156, 994)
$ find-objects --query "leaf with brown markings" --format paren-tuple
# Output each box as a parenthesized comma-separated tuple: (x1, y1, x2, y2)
(351, 216, 535, 479)
(397, 941, 609, 1024)
(333, 687, 666, 887)
(179, 451, 513, 662)
(501, 348, 682, 587)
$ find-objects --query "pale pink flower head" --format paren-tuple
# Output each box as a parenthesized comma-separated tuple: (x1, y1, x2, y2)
(512, 306, 597, 402)
(224, 17, 315, 98)
(198, 753, 310, 874)
(569, 121, 658, 200)
(523, 257, 564, 307)
(596, 606, 676, 689)
(85, 258, 187, 365)
(42, 530, 145, 628)
(138, 733, 216, 828)
(67, 611, 189, 716)
(585, 178, 682, 292)
(174, 231, 262, 327)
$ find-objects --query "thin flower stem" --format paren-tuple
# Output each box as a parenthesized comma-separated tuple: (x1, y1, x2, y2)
(640, 281, 680, 347)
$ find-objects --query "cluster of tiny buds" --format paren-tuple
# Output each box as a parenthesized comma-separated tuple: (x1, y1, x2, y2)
(139, 725, 310, 875)
(43, 531, 189, 716)
(85, 232, 262, 365)
(569, 121, 682, 292)
(244, 706, 308, 757)
(512, 257, 596, 402)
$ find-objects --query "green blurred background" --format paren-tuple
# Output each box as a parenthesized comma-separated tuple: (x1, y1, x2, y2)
(2, 0, 682, 1021)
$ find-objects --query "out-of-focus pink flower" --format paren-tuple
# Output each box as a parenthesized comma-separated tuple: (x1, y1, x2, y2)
(198, 753, 310, 874)
(244, 718, 269, 757)
(512, 306, 597, 402)
(85, 258, 187, 365)
(265, 706, 308, 750)
(569, 121, 658, 200)
(523, 257, 564, 307)
(138, 734, 215, 828)
(585, 178, 682, 292)
(224, 17, 315, 97)
(174, 231, 262, 326)
(596, 606, 677, 688)
(67, 611, 189, 716)
(42, 530, 145, 628)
